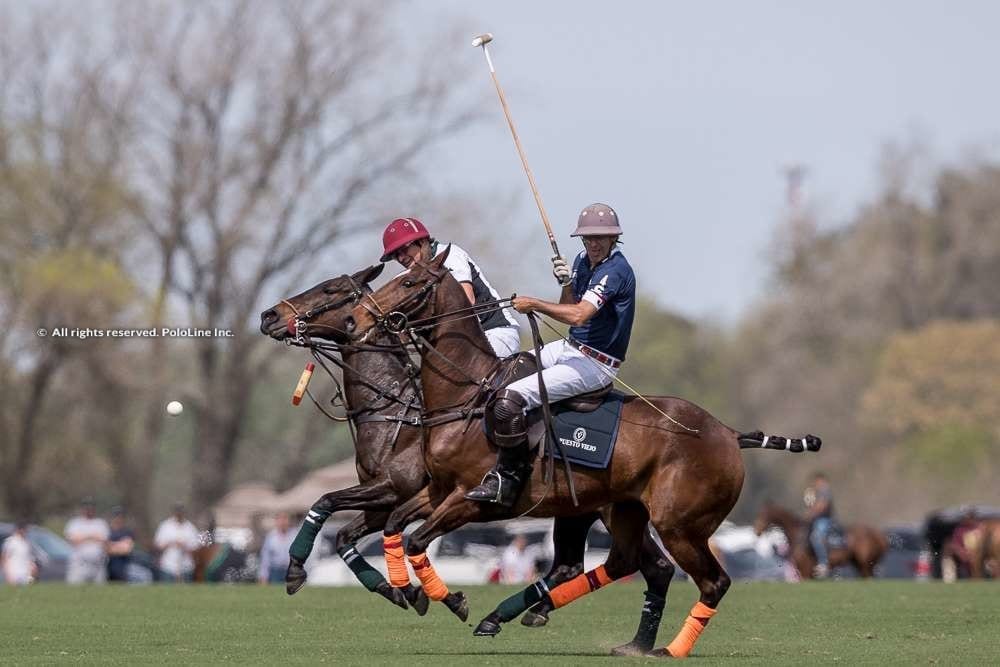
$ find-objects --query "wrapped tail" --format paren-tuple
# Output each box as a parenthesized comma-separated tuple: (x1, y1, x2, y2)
(738, 430, 821, 452)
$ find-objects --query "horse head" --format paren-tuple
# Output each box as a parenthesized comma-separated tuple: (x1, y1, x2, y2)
(347, 245, 453, 344)
(753, 502, 802, 538)
(259, 264, 385, 343)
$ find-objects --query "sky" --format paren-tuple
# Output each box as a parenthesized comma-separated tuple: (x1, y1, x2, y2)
(372, 1, 1000, 321)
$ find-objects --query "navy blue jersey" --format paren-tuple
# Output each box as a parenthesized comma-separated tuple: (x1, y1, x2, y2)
(569, 248, 636, 360)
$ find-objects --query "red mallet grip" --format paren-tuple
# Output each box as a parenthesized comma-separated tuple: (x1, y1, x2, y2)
(291, 362, 315, 406)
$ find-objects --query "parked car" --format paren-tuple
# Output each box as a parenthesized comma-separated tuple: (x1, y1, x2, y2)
(875, 524, 931, 580)
(710, 521, 790, 581)
(0, 523, 71, 581)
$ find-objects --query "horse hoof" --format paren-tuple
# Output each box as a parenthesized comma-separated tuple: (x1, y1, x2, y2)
(473, 613, 502, 637)
(520, 610, 549, 627)
(285, 559, 307, 596)
(611, 641, 652, 657)
(443, 591, 469, 622)
(645, 648, 672, 658)
(375, 582, 408, 610)
(410, 587, 430, 616)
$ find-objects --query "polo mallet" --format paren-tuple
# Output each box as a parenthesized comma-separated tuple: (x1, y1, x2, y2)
(472, 33, 562, 259)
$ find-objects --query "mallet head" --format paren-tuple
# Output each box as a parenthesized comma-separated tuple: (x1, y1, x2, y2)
(471, 33, 493, 48)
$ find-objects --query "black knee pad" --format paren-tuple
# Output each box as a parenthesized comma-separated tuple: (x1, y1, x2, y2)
(485, 389, 528, 447)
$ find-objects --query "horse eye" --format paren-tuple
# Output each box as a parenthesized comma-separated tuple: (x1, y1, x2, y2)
(402, 279, 415, 288)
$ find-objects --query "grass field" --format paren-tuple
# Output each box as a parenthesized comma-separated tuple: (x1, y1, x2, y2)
(1, 581, 998, 665)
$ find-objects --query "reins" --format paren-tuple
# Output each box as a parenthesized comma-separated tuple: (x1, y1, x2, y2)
(535, 317, 700, 435)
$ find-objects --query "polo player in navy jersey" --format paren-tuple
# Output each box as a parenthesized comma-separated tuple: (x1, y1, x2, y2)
(466, 203, 636, 508)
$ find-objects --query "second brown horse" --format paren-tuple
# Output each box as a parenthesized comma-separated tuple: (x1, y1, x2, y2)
(753, 502, 888, 578)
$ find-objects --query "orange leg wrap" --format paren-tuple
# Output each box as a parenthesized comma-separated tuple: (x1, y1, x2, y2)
(407, 552, 450, 601)
(383, 534, 409, 588)
(548, 565, 614, 608)
(665, 601, 717, 658)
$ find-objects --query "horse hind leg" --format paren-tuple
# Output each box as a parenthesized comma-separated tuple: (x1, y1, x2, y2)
(650, 531, 731, 658)
(478, 503, 649, 644)
(472, 513, 597, 637)
(520, 512, 599, 628)
(610, 525, 677, 656)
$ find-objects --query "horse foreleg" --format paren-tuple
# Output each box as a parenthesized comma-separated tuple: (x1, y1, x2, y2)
(286, 477, 400, 595)
(471, 512, 597, 637)
(650, 531, 730, 659)
(403, 488, 485, 622)
(382, 486, 435, 614)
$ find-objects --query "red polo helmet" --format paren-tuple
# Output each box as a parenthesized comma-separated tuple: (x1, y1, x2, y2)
(380, 217, 430, 262)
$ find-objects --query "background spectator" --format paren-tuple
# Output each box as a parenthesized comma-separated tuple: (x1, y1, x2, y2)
(2, 521, 37, 585)
(65, 498, 110, 584)
(498, 534, 537, 584)
(106, 507, 135, 583)
(258, 512, 294, 584)
(154, 503, 201, 582)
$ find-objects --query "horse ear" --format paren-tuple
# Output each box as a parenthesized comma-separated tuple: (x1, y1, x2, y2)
(432, 244, 451, 269)
(353, 264, 385, 284)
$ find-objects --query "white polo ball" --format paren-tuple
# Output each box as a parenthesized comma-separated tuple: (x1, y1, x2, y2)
(166, 400, 184, 416)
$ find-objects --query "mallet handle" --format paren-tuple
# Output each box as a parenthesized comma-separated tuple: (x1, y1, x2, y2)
(482, 47, 561, 258)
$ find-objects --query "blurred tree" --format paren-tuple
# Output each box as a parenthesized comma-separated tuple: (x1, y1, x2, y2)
(728, 144, 1000, 521)
(107, 1, 480, 509)
(0, 1, 482, 527)
(0, 4, 142, 519)
(625, 297, 730, 416)
(860, 320, 1000, 436)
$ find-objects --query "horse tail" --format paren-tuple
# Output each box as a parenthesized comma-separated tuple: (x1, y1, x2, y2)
(737, 430, 821, 453)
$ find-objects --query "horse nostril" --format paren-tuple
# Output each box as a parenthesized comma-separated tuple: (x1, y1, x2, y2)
(345, 316, 356, 332)
(261, 309, 278, 324)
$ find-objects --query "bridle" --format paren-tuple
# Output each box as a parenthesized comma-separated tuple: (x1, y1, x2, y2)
(284, 260, 578, 509)
(280, 274, 424, 449)
(281, 273, 369, 344)
(356, 260, 451, 339)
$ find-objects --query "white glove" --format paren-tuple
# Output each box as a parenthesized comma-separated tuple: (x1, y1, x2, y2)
(551, 255, 571, 286)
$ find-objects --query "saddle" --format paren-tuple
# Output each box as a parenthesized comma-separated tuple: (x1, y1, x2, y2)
(489, 352, 612, 414)
(485, 352, 621, 470)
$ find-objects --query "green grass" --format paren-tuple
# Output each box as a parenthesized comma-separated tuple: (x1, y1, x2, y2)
(1, 581, 998, 665)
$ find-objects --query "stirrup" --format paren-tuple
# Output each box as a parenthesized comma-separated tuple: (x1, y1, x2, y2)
(465, 470, 503, 504)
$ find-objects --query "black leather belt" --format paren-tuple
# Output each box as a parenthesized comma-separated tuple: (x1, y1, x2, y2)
(568, 339, 621, 368)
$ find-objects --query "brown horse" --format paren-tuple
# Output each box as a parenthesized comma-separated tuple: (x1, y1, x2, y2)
(261, 267, 614, 627)
(971, 520, 1000, 579)
(308, 248, 820, 657)
(948, 519, 1000, 579)
(753, 502, 887, 579)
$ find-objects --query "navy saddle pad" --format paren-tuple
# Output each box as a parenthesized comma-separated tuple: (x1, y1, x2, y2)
(544, 391, 626, 469)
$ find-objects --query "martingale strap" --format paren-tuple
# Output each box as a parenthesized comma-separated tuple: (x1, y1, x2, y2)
(528, 313, 578, 507)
